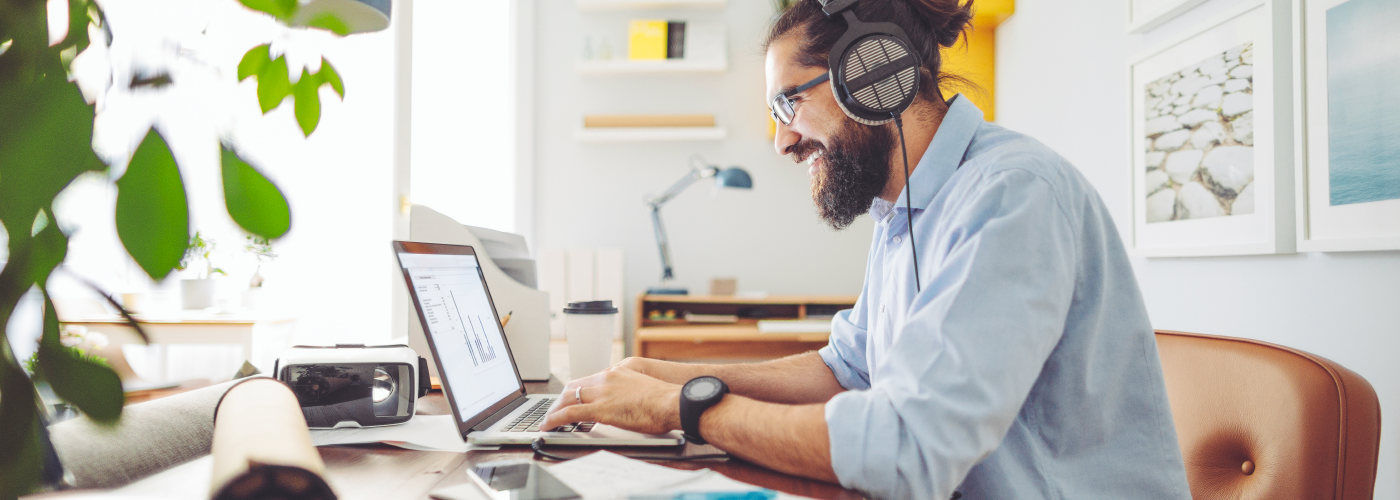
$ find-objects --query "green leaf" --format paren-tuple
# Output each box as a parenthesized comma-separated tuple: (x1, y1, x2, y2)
(221, 145, 291, 239)
(238, 0, 297, 21)
(237, 44, 270, 81)
(306, 13, 351, 36)
(115, 128, 189, 281)
(256, 55, 291, 114)
(318, 58, 344, 98)
(292, 68, 321, 136)
(0, 361, 43, 498)
(0, 73, 103, 239)
(37, 293, 124, 423)
(27, 220, 67, 287)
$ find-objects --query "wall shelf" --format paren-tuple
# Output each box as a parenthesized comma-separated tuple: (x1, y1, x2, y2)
(576, 58, 727, 76)
(577, 0, 726, 12)
(576, 127, 727, 142)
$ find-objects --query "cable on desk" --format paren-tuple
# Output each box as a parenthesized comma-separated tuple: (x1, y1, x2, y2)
(530, 438, 730, 462)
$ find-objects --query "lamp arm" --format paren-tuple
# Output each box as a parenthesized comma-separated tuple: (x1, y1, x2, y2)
(646, 166, 719, 207)
(650, 205, 675, 282)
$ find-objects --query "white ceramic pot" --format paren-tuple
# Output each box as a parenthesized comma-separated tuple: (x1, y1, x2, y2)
(181, 279, 217, 310)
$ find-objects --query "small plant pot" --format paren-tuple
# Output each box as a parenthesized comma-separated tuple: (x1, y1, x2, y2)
(181, 279, 217, 310)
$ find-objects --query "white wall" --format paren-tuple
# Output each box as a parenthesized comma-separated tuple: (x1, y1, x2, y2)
(531, 1, 873, 340)
(997, 0, 1400, 497)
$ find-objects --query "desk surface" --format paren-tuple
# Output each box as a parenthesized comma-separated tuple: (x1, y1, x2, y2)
(320, 378, 862, 500)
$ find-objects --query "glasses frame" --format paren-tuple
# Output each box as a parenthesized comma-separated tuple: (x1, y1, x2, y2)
(769, 72, 831, 126)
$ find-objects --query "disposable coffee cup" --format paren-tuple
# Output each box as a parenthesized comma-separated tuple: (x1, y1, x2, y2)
(563, 300, 618, 379)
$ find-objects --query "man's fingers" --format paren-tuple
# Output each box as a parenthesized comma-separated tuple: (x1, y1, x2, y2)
(540, 403, 595, 430)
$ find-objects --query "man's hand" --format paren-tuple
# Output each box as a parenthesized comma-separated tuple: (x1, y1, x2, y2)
(609, 357, 701, 385)
(539, 367, 682, 435)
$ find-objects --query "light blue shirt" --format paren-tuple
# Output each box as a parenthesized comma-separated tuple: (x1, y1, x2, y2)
(819, 96, 1191, 499)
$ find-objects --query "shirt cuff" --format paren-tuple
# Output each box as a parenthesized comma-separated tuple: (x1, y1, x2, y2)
(824, 388, 901, 493)
(818, 344, 866, 390)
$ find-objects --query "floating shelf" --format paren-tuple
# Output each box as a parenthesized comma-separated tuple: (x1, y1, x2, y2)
(577, 0, 726, 12)
(576, 127, 727, 142)
(576, 58, 727, 76)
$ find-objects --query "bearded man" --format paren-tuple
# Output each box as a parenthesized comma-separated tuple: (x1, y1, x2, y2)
(541, 1, 1192, 498)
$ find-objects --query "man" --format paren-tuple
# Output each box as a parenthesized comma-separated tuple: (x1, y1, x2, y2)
(541, 0, 1192, 498)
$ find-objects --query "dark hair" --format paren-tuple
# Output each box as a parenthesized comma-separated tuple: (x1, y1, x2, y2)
(765, 0, 975, 103)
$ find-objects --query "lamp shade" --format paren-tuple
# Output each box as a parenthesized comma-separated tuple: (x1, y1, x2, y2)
(292, 0, 392, 34)
(715, 167, 753, 189)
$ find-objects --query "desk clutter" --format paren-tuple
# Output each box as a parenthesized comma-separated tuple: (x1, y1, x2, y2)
(634, 295, 855, 362)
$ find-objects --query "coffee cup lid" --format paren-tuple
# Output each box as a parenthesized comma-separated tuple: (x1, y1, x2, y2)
(563, 300, 618, 314)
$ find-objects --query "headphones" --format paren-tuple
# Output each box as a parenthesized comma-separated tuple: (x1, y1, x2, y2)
(820, 0, 923, 126)
(820, 0, 925, 291)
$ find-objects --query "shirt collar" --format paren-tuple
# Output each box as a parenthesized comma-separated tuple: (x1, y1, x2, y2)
(895, 94, 985, 210)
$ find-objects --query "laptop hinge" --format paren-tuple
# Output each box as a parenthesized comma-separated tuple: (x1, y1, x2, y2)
(472, 395, 530, 432)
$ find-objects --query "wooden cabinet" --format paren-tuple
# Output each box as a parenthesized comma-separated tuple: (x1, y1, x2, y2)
(633, 294, 856, 362)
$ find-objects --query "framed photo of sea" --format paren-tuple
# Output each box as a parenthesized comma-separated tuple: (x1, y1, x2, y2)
(1294, 0, 1400, 251)
(1128, 0, 1211, 33)
(1127, 0, 1296, 257)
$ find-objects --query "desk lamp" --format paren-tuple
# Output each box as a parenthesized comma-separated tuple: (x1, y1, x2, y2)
(645, 156, 753, 295)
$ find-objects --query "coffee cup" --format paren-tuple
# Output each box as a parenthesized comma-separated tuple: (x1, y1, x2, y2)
(563, 300, 618, 379)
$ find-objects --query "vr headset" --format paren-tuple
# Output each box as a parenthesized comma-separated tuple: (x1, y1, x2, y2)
(275, 344, 431, 428)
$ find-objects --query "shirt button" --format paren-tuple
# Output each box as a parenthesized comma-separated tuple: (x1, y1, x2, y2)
(880, 304, 886, 313)
(893, 235, 902, 245)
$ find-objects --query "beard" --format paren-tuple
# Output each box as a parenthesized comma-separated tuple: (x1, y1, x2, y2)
(791, 119, 895, 230)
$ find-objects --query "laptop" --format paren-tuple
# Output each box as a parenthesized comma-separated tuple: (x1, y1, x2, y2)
(393, 241, 685, 446)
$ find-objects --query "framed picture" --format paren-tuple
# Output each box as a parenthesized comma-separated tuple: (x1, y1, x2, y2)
(1128, 0, 1211, 33)
(1127, 0, 1295, 257)
(1294, 0, 1400, 252)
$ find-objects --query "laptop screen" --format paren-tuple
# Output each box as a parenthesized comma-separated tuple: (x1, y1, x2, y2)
(397, 248, 523, 424)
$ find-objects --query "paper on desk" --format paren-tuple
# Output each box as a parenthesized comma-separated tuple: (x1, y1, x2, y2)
(308, 414, 492, 453)
(544, 451, 814, 500)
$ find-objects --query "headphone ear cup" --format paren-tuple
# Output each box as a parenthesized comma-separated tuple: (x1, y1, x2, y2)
(830, 33, 921, 126)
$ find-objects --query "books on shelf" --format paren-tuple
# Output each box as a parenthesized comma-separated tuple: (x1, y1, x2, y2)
(684, 312, 738, 324)
(628, 20, 668, 60)
(756, 319, 834, 333)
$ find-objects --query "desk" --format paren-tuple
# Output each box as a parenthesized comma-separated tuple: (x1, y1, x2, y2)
(633, 295, 856, 362)
(319, 378, 861, 500)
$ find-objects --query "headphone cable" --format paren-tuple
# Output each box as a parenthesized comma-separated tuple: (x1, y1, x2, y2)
(531, 438, 730, 462)
(893, 113, 921, 293)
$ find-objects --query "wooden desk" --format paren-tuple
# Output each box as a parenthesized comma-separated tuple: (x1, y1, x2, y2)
(633, 295, 856, 362)
(319, 378, 861, 500)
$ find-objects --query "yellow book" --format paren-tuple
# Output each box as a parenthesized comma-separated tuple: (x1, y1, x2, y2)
(628, 20, 668, 60)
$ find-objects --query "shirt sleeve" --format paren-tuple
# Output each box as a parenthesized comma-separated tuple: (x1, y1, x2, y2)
(821, 306, 871, 390)
(824, 169, 1078, 500)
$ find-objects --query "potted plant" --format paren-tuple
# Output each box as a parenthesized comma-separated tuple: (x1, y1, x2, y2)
(24, 326, 109, 422)
(176, 232, 226, 310)
(0, 0, 377, 492)
(242, 234, 277, 310)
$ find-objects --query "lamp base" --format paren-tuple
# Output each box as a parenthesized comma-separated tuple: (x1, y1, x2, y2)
(645, 287, 689, 295)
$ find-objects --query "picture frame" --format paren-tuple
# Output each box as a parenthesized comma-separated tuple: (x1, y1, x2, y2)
(1128, 0, 1211, 34)
(1293, 0, 1400, 252)
(1127, 0, 1295, 257)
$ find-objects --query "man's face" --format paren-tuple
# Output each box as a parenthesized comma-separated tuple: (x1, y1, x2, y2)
(766, 34, 893, 231)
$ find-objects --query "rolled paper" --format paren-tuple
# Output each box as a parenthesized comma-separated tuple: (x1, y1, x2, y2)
(210, 377, 335, 500)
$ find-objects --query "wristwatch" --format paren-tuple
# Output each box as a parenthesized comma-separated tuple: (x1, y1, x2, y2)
(679, 376, 728, 445)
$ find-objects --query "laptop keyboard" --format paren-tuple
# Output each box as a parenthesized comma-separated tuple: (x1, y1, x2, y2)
(504, 397, 597, 433)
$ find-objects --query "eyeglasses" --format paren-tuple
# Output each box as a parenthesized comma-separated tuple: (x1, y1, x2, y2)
(769, 72, 830, 126)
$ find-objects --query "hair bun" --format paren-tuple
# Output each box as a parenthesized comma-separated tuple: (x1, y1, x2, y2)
(907, 0, 975, 48)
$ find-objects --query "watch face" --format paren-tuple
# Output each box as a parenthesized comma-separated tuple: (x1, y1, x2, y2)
(685, 378, 720, 400)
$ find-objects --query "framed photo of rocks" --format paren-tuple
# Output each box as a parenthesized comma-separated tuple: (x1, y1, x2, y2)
(1128, 0, 1211, 34)
(1128, 0, 1295, 257)
(1294, 0, 1400, 251)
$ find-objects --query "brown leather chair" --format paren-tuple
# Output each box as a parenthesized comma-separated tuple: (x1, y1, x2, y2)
(1155, 330, 1381, 499)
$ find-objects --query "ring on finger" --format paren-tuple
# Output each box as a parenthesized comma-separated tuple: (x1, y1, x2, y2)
(575, 386, 582, 404)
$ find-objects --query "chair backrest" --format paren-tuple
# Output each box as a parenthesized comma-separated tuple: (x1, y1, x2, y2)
(1155, 330, 1381, 499)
